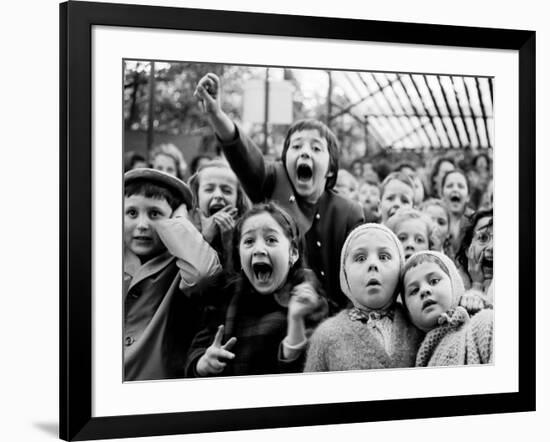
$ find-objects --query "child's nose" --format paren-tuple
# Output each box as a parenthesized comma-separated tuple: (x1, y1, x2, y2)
(136, 215, 150, 229)
(420, 285, 431, 298)
(252, 242, 267, 255)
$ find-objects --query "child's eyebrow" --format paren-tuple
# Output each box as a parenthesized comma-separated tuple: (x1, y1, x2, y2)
(475, 220, 493, 231)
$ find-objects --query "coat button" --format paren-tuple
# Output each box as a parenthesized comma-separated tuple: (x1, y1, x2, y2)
(289, 195, 296, 203)
(320, 271, 325, 277)
(315, 213, 321, 220)
(316, 241, 322, 247)
(125, 336, 135, 347)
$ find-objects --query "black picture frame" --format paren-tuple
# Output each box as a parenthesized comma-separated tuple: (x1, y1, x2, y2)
(60, 1, 536, 440)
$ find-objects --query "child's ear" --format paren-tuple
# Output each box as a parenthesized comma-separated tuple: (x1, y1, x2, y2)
(289, 246, 299, 267)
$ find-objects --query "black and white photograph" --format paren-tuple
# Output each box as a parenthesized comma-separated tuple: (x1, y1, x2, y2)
(122, 60, 495, 382)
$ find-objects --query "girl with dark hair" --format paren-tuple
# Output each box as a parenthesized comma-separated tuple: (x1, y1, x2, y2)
(185, 203, 328, 377)
(440, 169, 473, 257)
(429, 156, 456, 198)
(455, 208, 494, 306)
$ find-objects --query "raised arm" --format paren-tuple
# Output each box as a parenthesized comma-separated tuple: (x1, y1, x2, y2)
(194, 73, 236, 142)
(195, 73, 274, 203)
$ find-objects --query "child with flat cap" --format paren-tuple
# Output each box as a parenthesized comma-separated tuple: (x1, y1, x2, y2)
(124, 168, 221, 380)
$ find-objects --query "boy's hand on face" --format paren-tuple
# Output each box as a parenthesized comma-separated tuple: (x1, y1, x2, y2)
(196, 325, 237, 376)
(288, 282, 322, 320)
(194, 73, 222, 116)
(172, 204, 189, 219)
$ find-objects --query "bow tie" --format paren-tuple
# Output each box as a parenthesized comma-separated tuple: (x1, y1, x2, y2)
(348, 307, 394, 324)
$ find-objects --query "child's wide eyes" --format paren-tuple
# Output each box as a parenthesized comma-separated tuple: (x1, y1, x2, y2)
(354, 254, 366, 262)
(126, 208, 137, 218)
(242, 237, 254, 246)
(149, 209, 163, 219)
(379, 253, 391, 261)
(266, 236, 278, 245)
(415, 236, 426, 244)
(429, 277, 440, 285)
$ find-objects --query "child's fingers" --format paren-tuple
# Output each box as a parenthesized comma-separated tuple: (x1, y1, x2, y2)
(228, 208, 239, 219)
(214, 348, 235, 362)
(205, 72, 220, 87)
(207, 359, 226, 372)
(214, 215, 233, 231)
(212, 324, 225, 347)
(222, 336, 237, 351)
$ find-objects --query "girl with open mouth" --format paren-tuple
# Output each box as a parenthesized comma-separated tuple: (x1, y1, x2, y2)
(441, 170, 473, 258)
(456, 209, 494, 307)
(185, 203, 327, 377)
(188, 160, 251, 270)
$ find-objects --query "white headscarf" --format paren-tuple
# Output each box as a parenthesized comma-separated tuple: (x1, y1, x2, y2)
(339, 223, 405, 303)
(401, 250, 465, 308)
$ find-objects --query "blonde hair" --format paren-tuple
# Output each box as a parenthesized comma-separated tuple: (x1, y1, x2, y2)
(385, 208, 439, 250)
(150, 143, 186, 179)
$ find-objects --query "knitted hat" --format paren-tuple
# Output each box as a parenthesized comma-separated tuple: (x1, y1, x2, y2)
(339, 223, 405, 302)
(124, 168, 193, 208)
(401, 250, 465, 308)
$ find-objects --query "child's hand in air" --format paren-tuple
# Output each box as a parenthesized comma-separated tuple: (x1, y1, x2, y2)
(202, 206, 238, 242)
(194, 73, 222, 116)
(196, 325, 237, 376)
(288, 282, 322, 321)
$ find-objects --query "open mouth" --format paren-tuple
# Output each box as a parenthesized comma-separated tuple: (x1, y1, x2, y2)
(296, 164, 313, 183)
(449, 195, 461, 203)
(481, 256, 493, 277)
(421, 299, 437, 310)
(366, 277, 381, 287)
(252, 262, 273, 283)
(208, 202, 226, 215)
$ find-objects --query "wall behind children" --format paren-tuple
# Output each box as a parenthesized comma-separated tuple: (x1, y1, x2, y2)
(1, 0, 547, 441)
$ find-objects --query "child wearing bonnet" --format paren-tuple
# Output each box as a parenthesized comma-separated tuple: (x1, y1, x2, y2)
(304, 224, 422, 372)
(402, 251, 493, 367)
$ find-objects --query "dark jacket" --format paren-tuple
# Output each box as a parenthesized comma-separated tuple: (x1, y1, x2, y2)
(222, 126, 365, 313)
(185, 270, 327, 377)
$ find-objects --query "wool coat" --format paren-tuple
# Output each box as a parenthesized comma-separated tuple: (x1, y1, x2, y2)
(222, 126, 365, 313)
(415, 307, 493, 366)
(304, 303, 423, 372)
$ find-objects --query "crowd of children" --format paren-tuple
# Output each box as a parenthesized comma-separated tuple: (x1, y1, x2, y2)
(122, 72, 494, 381)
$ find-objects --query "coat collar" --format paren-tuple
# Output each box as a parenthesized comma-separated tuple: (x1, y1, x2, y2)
(125, 249, 175, 291)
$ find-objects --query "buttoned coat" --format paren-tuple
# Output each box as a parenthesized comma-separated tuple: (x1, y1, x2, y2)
(124, 217, 221, 381)
(222, 127, 365, 312)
